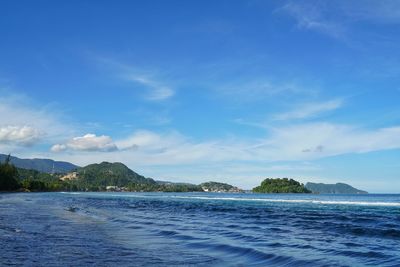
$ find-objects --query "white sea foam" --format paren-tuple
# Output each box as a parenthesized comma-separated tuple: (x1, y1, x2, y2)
(60, 192, 82, 195)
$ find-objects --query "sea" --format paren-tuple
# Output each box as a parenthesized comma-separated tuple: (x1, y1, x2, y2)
(1, 192, 399, 266)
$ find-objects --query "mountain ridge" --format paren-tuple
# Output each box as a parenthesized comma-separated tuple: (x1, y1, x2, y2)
(0, 153, 78, 174)
(305, 182, 368, 194)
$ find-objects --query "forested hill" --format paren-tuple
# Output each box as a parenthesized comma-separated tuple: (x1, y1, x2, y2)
(305, 182, 368, 194)
(74, 162, 202, 192)
(0, 154, 78, 173)
(253, 178, 311, 193)
(76, 162, 156, 187)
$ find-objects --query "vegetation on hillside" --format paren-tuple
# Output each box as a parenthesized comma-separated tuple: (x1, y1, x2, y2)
(253, 178, 311, 193)
(127, 182, 202, 192)
(0, 155, 20, 191)
(73, 162, 156, 190)
(17, 168, 76, 191)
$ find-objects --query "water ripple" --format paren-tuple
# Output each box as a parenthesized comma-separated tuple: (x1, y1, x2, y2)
(1, 192, 399, 266)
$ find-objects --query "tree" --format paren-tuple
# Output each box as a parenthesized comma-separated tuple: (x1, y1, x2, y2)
(0, 154, 20, 191)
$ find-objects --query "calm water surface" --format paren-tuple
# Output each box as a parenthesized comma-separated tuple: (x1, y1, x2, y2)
(1, 192, 399, 266)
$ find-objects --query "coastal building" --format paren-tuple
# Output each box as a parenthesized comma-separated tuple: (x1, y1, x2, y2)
(60, 172, 78, 181)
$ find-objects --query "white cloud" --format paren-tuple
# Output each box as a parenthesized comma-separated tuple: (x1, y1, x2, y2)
(50, 144, 67, 152)
(272, 99, 343, 121)
(52, 133, 118, 152)
(0, 93, 72, 151)
(0, 125, 42, 146)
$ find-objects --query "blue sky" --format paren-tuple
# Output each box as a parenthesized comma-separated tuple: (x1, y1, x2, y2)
(1, 0, 400, 192)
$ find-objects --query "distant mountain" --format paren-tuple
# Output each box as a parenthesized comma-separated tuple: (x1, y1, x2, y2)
(0, 154, 78, 174)
(156, 180, 196, 186)
(253, 178, 311, 193)
(200, 181, 243, 192)
(305, 182, 368, 194)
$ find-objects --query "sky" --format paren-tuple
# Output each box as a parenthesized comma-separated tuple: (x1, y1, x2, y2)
(1, 0, 400, 192)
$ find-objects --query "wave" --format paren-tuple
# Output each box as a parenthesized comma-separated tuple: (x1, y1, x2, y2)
(171, 196, 400, 207)
(11, 192, 399, 266)
(58, 192, 400, 207)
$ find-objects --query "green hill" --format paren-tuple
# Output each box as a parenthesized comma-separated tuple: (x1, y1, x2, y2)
(305, 182, 368, 194)
(72, 162, 202, 192)
(253, 178, 311, 193)
(75, 162, 156, 189)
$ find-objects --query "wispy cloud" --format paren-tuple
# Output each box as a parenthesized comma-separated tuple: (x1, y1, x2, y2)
(233, 98, 343, 129)
(272, 99, 343, 121)
(50, 122, 400, 166)
(125, 74, 174, 101)
(94, 56, 175, 102)
(264, 123, 400, 160)
(279, 1, 400, 39)
(280, 1, 345, 39)
(341, 1, 400, 23)
(35, 120, 400, 191)
(216, 79, 318, 104)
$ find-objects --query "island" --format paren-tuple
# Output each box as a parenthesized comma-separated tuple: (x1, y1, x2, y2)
(305, 182, 368, 194)
(253, 178, 311, 193)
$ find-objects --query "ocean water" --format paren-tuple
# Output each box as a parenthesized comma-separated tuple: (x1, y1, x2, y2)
(1, 192, 399, 266)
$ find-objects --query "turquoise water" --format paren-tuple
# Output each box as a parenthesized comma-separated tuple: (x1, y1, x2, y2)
(1, 192, 399, 266)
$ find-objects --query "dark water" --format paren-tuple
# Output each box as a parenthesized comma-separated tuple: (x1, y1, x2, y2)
(1, 192, 399, 266)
